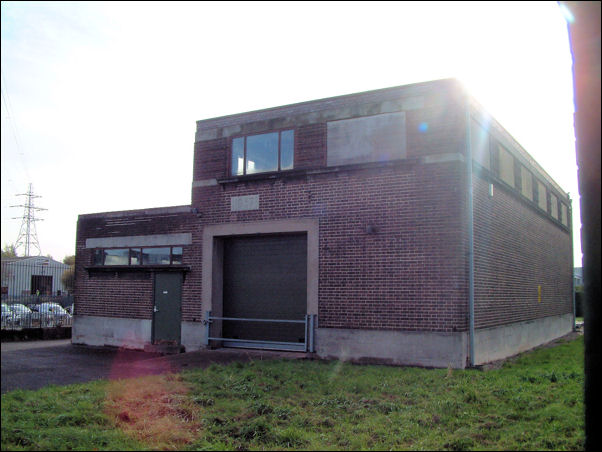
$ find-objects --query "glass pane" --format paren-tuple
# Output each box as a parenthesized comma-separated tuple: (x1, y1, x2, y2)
(130, 248, 141, 265)
(561, 204, 568, 226)
(280, 130, 294, 170)
(172, 247, 183, 264)
(537, 181, 547, 211)
(142, 247, 171, 265)
(471, 120, 490, 170)
(550, 194, 558, 219)
(246, 132, 278, 174)
(498, 144, 515, 187)
(104, 249, 129, 265)
(94, 249, 104, 265)
(232, 137, 244, 176)
(520, 166, 533, 201)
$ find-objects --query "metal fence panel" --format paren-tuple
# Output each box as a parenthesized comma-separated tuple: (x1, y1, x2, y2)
(1, 259, 74, 331)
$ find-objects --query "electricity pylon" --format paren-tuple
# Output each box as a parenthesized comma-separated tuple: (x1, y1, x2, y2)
(11, 183, 46, 256)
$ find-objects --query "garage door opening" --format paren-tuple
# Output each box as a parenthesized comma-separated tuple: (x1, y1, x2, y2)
(207, 233, 309, 351)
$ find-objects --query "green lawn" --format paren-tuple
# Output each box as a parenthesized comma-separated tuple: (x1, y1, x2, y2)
(1, 335, 584, 451)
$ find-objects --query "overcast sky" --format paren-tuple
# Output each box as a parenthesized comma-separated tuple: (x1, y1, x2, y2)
(1, 1, 581, 266)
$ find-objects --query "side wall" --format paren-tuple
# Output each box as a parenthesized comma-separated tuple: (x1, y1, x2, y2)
(470, 103, 573, 364)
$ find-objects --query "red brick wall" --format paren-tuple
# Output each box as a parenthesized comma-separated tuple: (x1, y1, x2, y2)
(194, 160, 468, 333)
(187, 92, 470, 333)
(74, 211, 205, 323)
(295, 123, 326, 169)
(472, 175, 572, 329)
(193, 138, 228, 181)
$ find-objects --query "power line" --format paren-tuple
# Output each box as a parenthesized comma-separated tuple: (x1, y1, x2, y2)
(11, 183, 47, 256)
(1, 68, 31, 181)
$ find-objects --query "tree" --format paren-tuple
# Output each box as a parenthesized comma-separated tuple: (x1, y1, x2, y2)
(61, 255, 76, 294)
(1, 244, 18, 259)
(61, 267, 75, 294)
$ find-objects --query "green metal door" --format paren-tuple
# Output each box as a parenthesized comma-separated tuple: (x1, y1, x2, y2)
(153, 272, 182, 344)
(222, 234, 307, 344)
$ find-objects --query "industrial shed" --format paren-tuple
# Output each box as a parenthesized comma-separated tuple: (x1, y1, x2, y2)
(2, 256, 71, 298)
(73, 78, 574, 368)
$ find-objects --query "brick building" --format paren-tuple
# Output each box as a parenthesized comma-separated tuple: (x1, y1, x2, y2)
(73, 78, 574, 368)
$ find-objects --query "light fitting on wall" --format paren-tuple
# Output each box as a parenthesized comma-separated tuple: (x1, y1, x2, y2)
(365, 223, 377, 234)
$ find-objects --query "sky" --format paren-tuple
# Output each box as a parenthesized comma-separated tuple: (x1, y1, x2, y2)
(1, 1, 581, 266)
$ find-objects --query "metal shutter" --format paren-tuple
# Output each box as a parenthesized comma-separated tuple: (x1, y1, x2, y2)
(222, 234, 307, 344)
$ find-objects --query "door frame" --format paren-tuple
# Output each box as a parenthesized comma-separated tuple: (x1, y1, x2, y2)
(201, 219, 319, 345)
(152, 271, 183, 345)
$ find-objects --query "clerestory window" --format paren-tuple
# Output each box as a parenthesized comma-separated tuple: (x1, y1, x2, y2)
(93, 246, 183, 266)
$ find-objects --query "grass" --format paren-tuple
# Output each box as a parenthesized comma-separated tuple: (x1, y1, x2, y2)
(1, 335, 584, 450)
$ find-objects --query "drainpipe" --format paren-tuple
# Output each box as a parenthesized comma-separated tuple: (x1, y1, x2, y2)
(465, 94, 476, 367)
(570, 197, 576, 331)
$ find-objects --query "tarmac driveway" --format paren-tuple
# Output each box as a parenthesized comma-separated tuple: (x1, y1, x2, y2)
(1, 340, 308, 394)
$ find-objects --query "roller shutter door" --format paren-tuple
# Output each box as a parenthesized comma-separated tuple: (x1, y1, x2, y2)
(222, 234, 307, 345)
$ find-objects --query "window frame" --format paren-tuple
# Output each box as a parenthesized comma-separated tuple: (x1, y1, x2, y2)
(93, 246, 184, 266)
(519, 164, 534, 201)
(230, 129, 295, 176)
(470, 118, 491, 171)
(497, 143, 515, 188)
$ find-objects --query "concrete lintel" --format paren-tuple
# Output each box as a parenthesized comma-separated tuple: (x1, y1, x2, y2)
(85, 233, 192, 249)
(421, 153, 465, 164)
(192, 179, 218, 188)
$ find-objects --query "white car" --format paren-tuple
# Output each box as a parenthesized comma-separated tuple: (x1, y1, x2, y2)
(8, 304, 33, 328)
(1, 303, 16, 329)
(31, 302, 72, 327)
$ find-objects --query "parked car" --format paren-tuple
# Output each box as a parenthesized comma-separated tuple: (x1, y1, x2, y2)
(30, 302, 72, 327)
(2, 303, 16, 329)
(8, 304, 33, 328)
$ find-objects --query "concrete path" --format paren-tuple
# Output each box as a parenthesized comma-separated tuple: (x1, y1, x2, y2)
(1, 340, 309, 394)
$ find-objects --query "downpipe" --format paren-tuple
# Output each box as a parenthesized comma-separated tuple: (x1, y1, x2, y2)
(465, 95, 476, 367)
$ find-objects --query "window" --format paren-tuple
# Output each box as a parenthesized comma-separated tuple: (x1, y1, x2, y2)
(471, 119, 490, 170)
(93, 246, 184, 266)
(142, 247, 171, 265)
(498, 144, 515, 187)
(103, 248, 129, 266)
(550, 193, 558, 219)
(536, 180, 547, 211)
(231, 130, 294, 176)
(560, 203, 569, 226)
(520, 165, 534, 201)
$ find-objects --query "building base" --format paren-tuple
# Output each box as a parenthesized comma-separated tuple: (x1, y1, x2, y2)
(473, 313, 574, 365)
(315, 327, 469, 369)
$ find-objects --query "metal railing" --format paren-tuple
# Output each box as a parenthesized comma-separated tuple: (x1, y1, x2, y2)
(203, 311, 316, 352)
(1, 259, 74, 330)
(1, 299, 74, 331)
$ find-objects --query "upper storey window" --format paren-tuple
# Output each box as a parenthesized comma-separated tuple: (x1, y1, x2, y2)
(231, 130, 294, 176)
